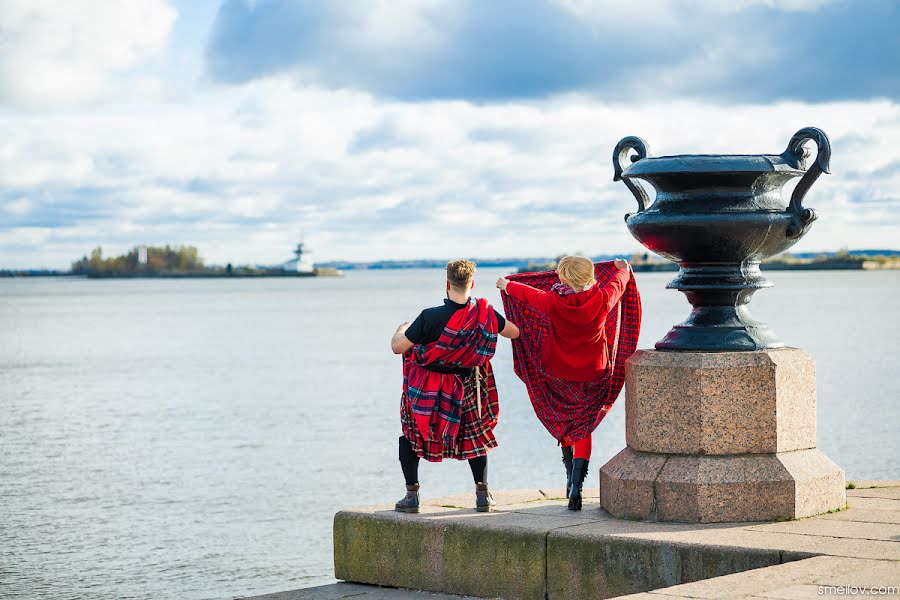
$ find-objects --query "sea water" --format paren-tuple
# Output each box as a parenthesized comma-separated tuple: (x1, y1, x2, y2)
(2, 269, 898, 599)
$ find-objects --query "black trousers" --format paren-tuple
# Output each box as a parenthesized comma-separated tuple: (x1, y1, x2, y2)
(398, 436, 487, 486)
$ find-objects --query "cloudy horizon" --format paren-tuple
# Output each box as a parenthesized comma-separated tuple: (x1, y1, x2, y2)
(1, 0, 898, 269)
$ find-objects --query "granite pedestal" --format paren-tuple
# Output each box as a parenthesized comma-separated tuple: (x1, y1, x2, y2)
(600, 348, 845, 523)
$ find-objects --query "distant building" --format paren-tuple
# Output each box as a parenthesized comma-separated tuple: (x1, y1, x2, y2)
(282, 240, 315, 273)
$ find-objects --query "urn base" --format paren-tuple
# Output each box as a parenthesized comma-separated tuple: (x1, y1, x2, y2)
(600, 349, 846, 523)
(656, 314, 785, 351)
(600, 447, 845, 523)
(659, 262, 783, 351)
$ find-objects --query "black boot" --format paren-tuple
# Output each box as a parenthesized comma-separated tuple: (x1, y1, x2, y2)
(561, 446, 574, 498)
(568, 459, 589, 511)
(395, 484, 420, 513)
(475, 482, 495, 512)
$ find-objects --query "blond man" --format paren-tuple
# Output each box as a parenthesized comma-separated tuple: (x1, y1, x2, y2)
(390, 260, 519, 513)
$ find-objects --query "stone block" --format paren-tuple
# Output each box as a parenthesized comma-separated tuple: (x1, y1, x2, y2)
(655, 454, 794, 523)
(333, 509, 445, 592)
(600, 448, 845, 523)
(625, 348, 816, 456)
(599, 448, 666, 520)
(441, 516, 547, 599)
(779, 447, 846, 518)
(333, 507, 556, 600)
(546, 526, 782, 599)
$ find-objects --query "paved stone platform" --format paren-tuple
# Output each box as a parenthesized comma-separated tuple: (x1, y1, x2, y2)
(618, 555, 898, 599)
(332, 482, 900, 599)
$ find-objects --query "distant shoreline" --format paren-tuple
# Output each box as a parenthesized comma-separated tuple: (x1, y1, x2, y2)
(0, 269, 340, 279)
(3, 261, 899, 278)
(3, 249, 899, 278)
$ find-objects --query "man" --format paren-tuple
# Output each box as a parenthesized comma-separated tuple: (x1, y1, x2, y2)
(390, 259, 519, 513)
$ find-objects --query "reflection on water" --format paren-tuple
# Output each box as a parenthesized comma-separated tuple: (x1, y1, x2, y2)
(2, 269, 898, 599)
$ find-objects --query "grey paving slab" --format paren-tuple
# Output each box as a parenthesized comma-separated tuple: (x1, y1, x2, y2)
(847, 487, 900, 500)
(615, 595, 686, 600)
(655, 525, 898, 560)
(848, 496, 900, 511)
(503, 496, 603, 514)
(746, 518, 900, 541)
(615, 556, 899, 600)
(241, 582, 482, 600)
(818, 507, 900, 524)
(420, 487, 588, 509)
(650, 556, 874, 598)
(814, 558, 900, 587)
(754, 584, 836, 599)
(849, 480, 900, 489)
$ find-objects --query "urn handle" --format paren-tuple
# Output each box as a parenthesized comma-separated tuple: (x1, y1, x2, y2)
(782, 127, 831, 239)
(613, 136, 651, 218)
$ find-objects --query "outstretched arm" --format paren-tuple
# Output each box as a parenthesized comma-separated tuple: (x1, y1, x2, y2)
(391, 322, 414, 354)
(597, 259, 631, 311)
(497, 276, 550, 313)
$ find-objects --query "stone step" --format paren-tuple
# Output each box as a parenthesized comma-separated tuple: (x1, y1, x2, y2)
(333, 484, 900, 599)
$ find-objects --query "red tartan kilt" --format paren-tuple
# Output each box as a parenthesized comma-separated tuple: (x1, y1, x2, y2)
(401, 371, 498, 462)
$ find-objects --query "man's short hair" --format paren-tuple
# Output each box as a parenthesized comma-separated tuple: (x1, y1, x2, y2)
(447, 259, 476, 290)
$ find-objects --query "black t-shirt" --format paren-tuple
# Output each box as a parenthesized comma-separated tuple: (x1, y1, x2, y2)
(405, 298, 507, 346)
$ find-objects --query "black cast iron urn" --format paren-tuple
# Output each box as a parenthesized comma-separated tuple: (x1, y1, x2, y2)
(613, 127, 831, 351)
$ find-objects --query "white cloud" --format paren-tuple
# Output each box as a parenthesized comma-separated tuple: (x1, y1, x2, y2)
(0, 0, 177, 107)
(1, 75, 898, 269)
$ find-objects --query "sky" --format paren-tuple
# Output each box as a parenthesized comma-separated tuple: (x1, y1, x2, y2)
(1, 0, 898, 269)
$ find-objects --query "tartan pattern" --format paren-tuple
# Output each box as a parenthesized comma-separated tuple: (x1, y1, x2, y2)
(400, 367, 499, 462)
(402, 298, 499, 456)
(501, 262, 642, 445)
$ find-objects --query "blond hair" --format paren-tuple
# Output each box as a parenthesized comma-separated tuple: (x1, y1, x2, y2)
(446, 259, 476, 291)
(557, 256, 595, 290)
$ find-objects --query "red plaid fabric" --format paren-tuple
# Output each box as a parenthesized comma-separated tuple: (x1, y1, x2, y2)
(400, 298, 500, 462)
(400, 368, 499, 462)
(501, 262, 642, 445)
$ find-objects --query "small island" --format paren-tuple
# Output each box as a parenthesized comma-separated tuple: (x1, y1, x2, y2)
(69, 242, 340, 279)
(763, 249, 900, 270)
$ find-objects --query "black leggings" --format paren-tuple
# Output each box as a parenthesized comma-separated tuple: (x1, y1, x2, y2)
(398, 436, 487, 486)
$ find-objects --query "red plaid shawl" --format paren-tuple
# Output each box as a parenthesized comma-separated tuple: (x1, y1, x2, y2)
(404, 298, 499, 445)
(501, 262, 641, 444)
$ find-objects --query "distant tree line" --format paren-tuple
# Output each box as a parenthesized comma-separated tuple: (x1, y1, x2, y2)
(72, 245, 206, 276)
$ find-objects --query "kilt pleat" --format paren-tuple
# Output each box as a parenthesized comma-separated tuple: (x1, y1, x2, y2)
(401, 369, 499, 461)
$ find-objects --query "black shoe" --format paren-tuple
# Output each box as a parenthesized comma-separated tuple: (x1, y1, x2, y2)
(395, 483, 420, 513)
(561, 446, 574, 498)
(475, 482, 495, 512)
(568, 459, 589, 511)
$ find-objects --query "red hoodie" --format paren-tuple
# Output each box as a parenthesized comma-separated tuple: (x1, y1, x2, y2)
(505, 268, 630, 382)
